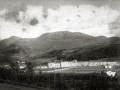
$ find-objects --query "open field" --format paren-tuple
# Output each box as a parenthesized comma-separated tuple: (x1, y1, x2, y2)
(41, 66, 120, 74)
(54, 68, 118, 74)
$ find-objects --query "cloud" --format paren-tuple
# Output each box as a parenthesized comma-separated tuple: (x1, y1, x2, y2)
(30, 18, 39, 26)
(0, 4, 119, 40)
(44, 5, 119, 37)
(4, 2, 27, 21)
(109, 16, 120, 36)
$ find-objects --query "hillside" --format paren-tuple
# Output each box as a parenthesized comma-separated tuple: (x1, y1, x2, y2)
(91, 56, 120, 62)
(0, 36, 20, 51)
(0, 31, 108, 58)
(31, 42, 120, 62)
(0, 31, 119, 63)
(61, 43, 120, 61)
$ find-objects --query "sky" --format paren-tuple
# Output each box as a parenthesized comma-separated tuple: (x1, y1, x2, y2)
(0, 0, 120, 40)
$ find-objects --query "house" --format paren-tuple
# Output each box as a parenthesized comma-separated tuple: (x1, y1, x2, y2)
(61, 61, 70, 67)
(48, 62, 61, 68)
(18, 63, 27, 74)
(4, 65, 11, 69)
(77, 61, 90, 66)
(36, 65, 48, 69)
(106, 71, 116, 77)
(104, 64, 113, 69)
(48, 60, 78, 68)
(19, 64, 27, 69)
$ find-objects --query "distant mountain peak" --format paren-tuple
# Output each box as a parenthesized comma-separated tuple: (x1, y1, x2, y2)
(1, 31, 119, 62)
(9, 36, 21, 39)
(97, 35, 107, 38)
(39, 31, 94, 40)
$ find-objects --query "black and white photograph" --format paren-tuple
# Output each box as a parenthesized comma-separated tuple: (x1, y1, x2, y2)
(0, 0, 120, 90)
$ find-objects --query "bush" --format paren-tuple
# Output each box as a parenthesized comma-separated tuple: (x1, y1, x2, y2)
(0, 68, 120, 90)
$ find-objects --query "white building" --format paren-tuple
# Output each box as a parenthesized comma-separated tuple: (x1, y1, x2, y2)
(48, 60, 78, 68)
(43, 61, 120, 69)
(34, 65, 48, 69)
(48, 62, 60, 68)
(106, 71, 116, 77)
(19, 64, 27, 69)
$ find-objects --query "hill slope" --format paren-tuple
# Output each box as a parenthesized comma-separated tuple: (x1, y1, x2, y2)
(0, 31, 119, 62)
(0, 36, 20, 50)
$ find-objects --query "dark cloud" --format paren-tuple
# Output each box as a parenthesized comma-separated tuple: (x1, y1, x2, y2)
(109, 16, 120, 36)
(5, 2, 27, 21)
(16, 19, 21, 23)
(43, 14, 48, 19)
(92, 10, 96, 13)
(77, 15, 81, 17)
(67, 19, 69, 21)
(30, 18, 39, 26)
(5, 12, 18, 21)
(7, 2, 26, 12)
(110, 17, 120, 28)
(22, 28, 26, 32)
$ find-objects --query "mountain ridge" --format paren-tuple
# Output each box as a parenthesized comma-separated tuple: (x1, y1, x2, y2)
(0, 31, 119, 63)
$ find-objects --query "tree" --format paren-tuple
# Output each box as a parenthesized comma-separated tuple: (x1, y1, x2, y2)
(25, 62, 34, 73)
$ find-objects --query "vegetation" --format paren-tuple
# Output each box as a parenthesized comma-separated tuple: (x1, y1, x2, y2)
(28, 43, 120, 62)
(0, 32, 120, 63)
(0, 67, 120, 90)
(63, 44, 120, 61)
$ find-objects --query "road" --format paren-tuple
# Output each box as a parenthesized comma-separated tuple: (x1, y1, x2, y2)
(0, 83, 50, 90)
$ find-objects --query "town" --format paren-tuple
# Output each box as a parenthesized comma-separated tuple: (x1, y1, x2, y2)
(1, 60, 120, 77)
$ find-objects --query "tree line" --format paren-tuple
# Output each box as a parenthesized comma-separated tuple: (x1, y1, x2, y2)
(0, 67, 120, 90)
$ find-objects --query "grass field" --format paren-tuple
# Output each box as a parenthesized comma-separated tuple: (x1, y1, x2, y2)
(41, 66, 120, 74)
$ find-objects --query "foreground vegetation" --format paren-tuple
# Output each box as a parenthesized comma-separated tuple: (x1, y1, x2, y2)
(0, 67, 120, 90)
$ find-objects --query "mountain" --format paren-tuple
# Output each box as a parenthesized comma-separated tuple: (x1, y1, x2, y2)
(32, 38, 120, 62)
(0, 31, 119, 62)
(32, 31, 109, 51)
(0, 31, 108, 52)
(0, 36, 21, 51)
(61, 43, 120, 61)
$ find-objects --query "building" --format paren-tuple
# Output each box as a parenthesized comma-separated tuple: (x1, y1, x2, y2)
(18, 63, 27, 74)
(106, 71, 116, 77)
(33, 61, 120, 71)
(19, 64, 27, 69)
(35, 65, 48, 69)
(47, 61, 120, 68)
(48, 62, 61, 68)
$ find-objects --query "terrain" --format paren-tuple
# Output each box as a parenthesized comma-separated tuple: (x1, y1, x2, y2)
(0, 83, 43, 90)
(0, 31, 119, 64)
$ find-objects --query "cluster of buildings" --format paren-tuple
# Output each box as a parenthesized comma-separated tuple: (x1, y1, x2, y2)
(1, 60, 119, 77)
(0, 64, 11, 69)
(0, 61, 27, 73)
(106, 71, 117, 77)
(33, 60, 120, 70)
(18, 61, 28, 73)
(32, 60, 120, 77)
